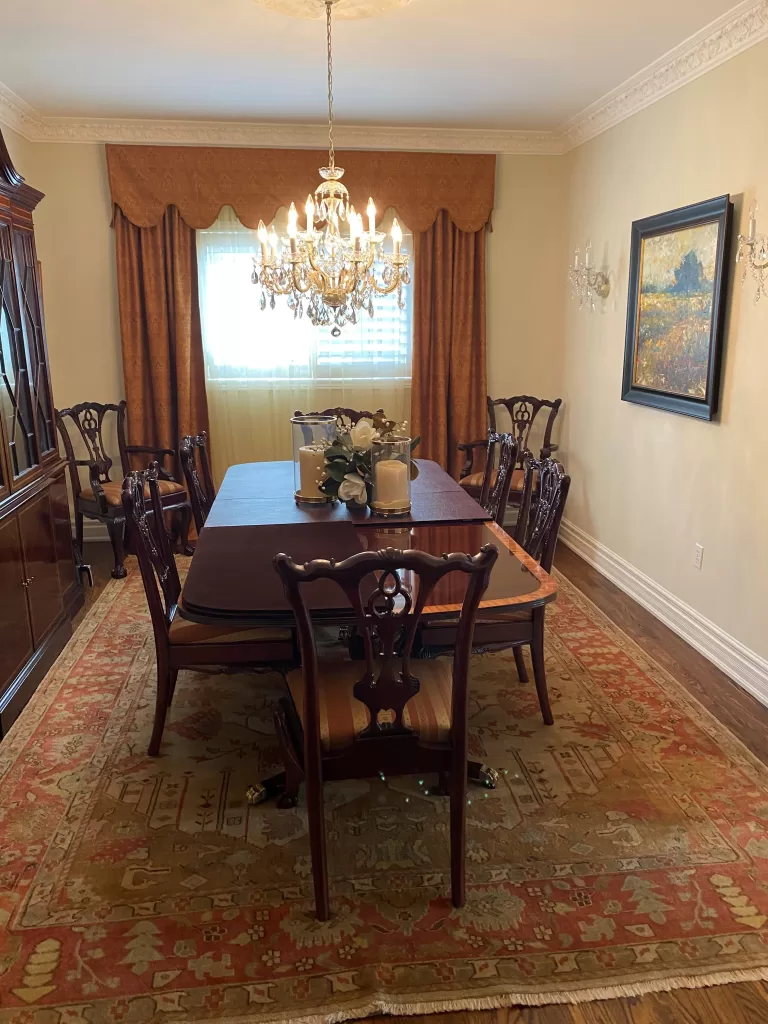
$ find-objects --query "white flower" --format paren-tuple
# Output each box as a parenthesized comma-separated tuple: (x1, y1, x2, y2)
(349, 418, 378, 451)
(338, 473, 368, 505)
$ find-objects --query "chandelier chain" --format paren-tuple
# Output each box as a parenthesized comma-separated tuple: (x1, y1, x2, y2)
(326, 0, 335, 169)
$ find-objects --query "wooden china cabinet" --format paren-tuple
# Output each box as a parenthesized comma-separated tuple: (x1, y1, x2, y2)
(0, 129, 82, 739)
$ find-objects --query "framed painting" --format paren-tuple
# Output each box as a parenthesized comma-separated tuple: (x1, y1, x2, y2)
(622, 195, 733, 420)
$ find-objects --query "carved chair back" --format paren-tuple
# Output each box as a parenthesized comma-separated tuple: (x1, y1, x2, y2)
(274, 545, 498, 753)
(487, 395, 562, 461)
(514, 457, 571, 573)
(122, 466, 182, 647)
(56, 400, 128, 502)
(294, 407, 385, 425)
(479, 432, 519, 526)
(179, 431, 216, 532)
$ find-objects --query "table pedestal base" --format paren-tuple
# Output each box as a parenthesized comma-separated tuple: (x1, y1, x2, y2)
(246, 761, 499, 807)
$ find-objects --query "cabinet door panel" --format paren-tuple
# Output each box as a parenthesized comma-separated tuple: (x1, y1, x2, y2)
(0, 218, 39, 483)
(49, 472, 78, 596)
(0, 514, 33, 695)
(13, 228, 55, 458)
(19, 491, 62, 645)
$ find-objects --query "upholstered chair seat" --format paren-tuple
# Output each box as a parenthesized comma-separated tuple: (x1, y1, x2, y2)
(81, 479, 185, 506)
(460, 468, 526, 493)
(286, 658, 453, 752)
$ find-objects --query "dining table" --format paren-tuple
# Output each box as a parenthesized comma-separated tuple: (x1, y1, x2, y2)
(179, 458, 558, 800)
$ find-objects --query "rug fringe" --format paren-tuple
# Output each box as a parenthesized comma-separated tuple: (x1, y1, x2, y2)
(180, 965, 768, 1024)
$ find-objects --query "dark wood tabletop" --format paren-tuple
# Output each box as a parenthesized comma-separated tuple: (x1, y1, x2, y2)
(180, 460, 557, 628)
(204, 459, 490, 529)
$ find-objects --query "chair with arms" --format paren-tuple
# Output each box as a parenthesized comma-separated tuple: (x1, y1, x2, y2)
(122, 465, 295, 757)
(459, 395, 562, 506)
(179, 431, 216, 533)
(423, 456, 570, 726)
(56, 400, 193, 578)
(273, 542, 498, 920)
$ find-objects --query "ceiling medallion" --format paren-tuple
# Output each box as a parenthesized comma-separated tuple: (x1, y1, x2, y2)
(254, 0, 410, 20)
(252, 0, 410, 332)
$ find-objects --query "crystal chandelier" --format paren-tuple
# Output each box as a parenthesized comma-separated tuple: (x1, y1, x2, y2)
(252, 0, 410, 333)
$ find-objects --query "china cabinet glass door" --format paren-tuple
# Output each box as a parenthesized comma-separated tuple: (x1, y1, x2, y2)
(0, 219, 39, 483)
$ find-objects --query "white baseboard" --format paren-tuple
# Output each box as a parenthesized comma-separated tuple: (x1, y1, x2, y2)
(559, 518, 768, 709)
(83, 521, 110, 543)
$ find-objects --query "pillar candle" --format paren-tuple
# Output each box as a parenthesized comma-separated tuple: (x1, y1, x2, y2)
(374, 459, 409, 509)
(298, 446, 326, 498)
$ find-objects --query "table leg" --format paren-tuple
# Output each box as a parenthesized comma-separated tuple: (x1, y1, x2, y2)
(248, 762, 499, 809)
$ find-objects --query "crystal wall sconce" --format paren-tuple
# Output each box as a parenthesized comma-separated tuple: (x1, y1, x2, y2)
(569, 242, 611, 310)
(736, 201, 768, 303)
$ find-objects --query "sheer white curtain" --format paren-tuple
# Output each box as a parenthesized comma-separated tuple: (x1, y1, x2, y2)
(197, 206, 413, 483)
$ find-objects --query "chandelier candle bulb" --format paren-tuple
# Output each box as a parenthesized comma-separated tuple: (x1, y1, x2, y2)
(392, 218, 403, 257)
(305, 195, 315, 233)
(367, 198, 376, 238)
(749, 201, 758, 240)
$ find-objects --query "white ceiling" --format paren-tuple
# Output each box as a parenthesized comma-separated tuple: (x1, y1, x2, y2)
(0, 0, 744, 131)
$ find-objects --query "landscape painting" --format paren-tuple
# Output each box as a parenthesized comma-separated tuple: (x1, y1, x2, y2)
(622, 196, 733, 421)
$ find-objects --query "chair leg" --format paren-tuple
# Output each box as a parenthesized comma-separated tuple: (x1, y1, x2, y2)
(75, 510, 84, 562)
(273, 698, 303, 809)
(179, 504, 194, 556)
(168, 668, 179, 705)
(513, 646, 529, 683)
(148, 662, 172, 756)
(531, 609, 554, 726)
(305, 767, 330, 920)
(107, 519, 127, 579)
(450, 759, 468, 908)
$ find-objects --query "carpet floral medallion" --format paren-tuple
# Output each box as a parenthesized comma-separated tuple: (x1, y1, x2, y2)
(2, 563, 768, 1024)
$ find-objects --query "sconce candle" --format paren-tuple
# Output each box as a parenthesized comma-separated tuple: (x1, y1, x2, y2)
(569, 241, 611, 311)
(737, 200, 768, 303)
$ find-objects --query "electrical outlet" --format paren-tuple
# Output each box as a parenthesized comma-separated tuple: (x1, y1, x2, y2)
(694, 544, 704, 571)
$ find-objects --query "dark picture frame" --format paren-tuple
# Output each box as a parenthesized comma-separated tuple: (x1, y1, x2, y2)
(621, 195, 733, 420)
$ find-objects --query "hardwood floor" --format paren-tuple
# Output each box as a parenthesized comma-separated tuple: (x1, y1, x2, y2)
(77, 540, 768, 1024)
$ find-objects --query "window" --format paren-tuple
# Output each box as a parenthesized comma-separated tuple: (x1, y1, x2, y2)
(196, 206, 414, 471)
(197, 206, 413, 384)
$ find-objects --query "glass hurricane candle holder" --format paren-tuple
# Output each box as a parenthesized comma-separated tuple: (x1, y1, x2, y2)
(291, 414, 336, 504)
(370, 436, 412, 517)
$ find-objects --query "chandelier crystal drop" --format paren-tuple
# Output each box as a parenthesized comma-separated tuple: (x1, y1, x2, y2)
(251, 0, 410, 333)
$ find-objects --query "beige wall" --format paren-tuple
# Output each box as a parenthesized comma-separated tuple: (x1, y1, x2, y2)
(488, 156, 566, 406)
(20, 143, 124, 410)
(561, 39, 768, 661)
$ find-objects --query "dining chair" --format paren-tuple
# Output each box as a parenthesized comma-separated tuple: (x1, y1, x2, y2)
(57, 400, 193, 578)
(179, 431, 216, 533)
(422, 456, 570, 726)
(122, 465, 295, 757)
(478, 432, 519, 526)
(458, 394, 562, 507)
(273, 543, 498, 920)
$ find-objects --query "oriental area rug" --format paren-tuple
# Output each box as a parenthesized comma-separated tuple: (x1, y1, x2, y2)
(2, 564, 768, 1024)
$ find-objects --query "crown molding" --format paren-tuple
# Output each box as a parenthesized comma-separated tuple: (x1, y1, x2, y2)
(560, 0, 768, 150)
(1, 114, 562, 154)
(1, 1, 766, 155)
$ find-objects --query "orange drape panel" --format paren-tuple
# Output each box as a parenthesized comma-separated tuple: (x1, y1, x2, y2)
(411, 211, 487, 480)
(114, 205, 209, 461)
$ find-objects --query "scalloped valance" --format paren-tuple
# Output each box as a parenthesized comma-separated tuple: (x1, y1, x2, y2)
(106, 145, 496, 234)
